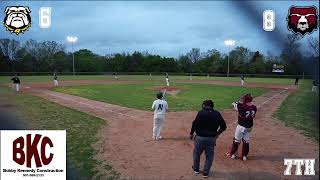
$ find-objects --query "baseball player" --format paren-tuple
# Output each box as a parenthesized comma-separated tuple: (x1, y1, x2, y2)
(165, 74, 170, 87)
(189, 73, 193, 80)
(312, 80, 318, 92)
(11, 75, 20, 92)
(151, 92, 169, 140)
(53, 73, 59, 86)
(227, 94, 257, 161)
(240, 75, 245, 86)
(295, 77, 299, 85)
(113, 72, 118, 80)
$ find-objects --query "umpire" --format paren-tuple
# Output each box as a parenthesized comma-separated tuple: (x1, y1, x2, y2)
(190, 100, 227, 178)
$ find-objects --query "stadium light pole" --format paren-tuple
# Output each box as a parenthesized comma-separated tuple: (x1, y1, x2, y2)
(67, 36, 78, 76)
(224, 39, 236, 77)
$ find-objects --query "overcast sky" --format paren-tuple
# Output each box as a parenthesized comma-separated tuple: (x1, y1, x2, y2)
(1, 1, 319, 57)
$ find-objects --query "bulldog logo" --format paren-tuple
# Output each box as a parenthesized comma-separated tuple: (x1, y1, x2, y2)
(287, 6, 318, 36)
(3, 6, 32, 35)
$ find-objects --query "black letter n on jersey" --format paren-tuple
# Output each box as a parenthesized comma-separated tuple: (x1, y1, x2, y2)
(158, 104, 163, 111)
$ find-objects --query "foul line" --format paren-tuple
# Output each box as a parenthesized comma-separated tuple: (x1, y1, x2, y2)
(32, 89, 140, 120)
(257, 89, 288, 108)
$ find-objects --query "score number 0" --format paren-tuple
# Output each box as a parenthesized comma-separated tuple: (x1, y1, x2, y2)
(263, 10, 275, 31)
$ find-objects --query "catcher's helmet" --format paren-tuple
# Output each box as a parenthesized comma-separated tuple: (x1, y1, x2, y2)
(157, 92, 163, 99)
(242, 94, 253, 104)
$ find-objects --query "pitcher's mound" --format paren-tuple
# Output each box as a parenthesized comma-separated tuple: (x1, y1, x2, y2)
(145, 86, 186, 97)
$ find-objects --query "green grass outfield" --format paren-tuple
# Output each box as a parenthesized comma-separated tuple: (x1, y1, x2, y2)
(0, 87, 119, 179)
(274, 80, 319, 141)
(0, 75, 294, 84)
(53, 82, 269, 111)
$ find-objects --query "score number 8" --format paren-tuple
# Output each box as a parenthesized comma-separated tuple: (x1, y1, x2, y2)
(263, 10, 275, 31)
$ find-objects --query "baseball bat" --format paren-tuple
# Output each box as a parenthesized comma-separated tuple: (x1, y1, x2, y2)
(163, 89, 167, 98)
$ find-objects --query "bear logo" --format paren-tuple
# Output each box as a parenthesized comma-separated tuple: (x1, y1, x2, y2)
(3, 6, 32, 35)
(287, 6, 318, 36)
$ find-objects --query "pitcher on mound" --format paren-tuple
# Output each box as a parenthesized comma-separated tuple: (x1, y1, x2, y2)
(165, 73, 170, 87)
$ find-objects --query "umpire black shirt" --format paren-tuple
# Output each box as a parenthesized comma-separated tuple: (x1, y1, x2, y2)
(190, 108, 226, 137)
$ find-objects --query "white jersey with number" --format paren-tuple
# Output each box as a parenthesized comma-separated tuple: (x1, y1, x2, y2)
(152, 99, 168, 116)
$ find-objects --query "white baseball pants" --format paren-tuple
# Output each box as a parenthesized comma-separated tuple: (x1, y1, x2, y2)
(153, 115, 165, 140)
(15, 84, 20, 92)
(312, 86, 317, 92)
(234, 124, 251, 143)
(54, 80, 59, 86)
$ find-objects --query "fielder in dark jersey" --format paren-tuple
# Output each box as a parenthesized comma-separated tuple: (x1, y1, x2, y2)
(227, 94, 257, 161)
(312, 80, 318, 92)
(53, 73, 59, 86)
(11, 75, 21, 92)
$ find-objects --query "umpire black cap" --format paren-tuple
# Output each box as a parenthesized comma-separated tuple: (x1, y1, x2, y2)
(202, 100, 214, 109)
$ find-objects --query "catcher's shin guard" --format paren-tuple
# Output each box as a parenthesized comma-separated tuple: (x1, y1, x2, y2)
(242, 139, 249, 157)
(229, 138, 239, 155)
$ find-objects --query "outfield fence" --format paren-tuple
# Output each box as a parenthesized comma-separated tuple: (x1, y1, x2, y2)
(0, 72, 316, 79)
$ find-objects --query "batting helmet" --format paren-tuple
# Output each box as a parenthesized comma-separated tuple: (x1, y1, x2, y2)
(242, 94, 253, 104)
(157, 92, 163, 99)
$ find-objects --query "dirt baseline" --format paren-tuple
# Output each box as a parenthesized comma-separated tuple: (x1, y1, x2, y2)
(20, 79, 318, 179)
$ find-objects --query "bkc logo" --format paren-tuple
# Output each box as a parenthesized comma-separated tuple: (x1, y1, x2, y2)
(1, 130, 66, 180)
(284, 159, 316, 175)
(13, 134, 54, 168)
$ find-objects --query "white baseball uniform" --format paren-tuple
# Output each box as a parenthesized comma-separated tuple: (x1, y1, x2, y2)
(166, 78, 170, 86)
(53, 75, 59, 86)
(151, 99, 168, 140)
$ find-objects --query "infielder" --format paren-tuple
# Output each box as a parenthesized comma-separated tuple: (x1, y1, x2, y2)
(165, 74, 170, 87)
(312, 80, 318, 92)
(151, 92, 168, 140)
(53, 73, 59, 86)
(11, 75, 20, 92)
(227, 94, 257, 161)
(240, 75, 245, 86)
(113, 72, 118, 80)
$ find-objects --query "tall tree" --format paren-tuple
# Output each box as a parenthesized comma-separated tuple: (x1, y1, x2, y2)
(308, 37, 319, 57)
(280, 34, 303, 74)
(178, 55, 193, 72)
(186, 48, 201, 63)
(0, 39, 20, 60)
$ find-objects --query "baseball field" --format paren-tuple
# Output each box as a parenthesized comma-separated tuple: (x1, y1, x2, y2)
(0, 75, 318, 179)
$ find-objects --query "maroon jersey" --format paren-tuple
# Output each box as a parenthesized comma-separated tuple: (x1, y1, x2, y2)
(237, 103, 257, 128)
